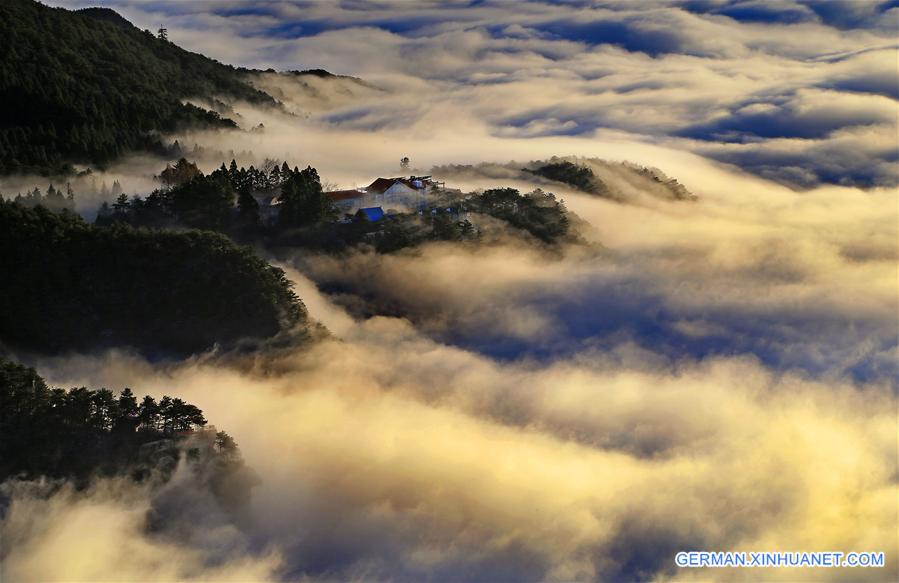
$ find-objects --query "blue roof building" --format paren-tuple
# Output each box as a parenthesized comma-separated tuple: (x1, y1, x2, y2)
(356, 206, 385, 222)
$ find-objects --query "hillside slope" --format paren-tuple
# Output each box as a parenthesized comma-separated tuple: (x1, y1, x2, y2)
(0, 0, 275, 175)
(0, 201, 305, 356)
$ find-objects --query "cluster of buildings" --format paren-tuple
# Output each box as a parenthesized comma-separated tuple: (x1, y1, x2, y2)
(252, 175, 451, 224)
(325, 175, 443, 220)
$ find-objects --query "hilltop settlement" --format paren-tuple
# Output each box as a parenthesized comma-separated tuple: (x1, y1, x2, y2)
(44, 157, 575, 253)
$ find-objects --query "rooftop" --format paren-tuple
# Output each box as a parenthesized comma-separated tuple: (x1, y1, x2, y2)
(326, 188, 367, 201)
(357, 206, 385, 222)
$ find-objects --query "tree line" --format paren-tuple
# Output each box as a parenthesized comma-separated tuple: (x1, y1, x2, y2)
(97, 158, 336, 233)
(525, 161, 607, 195)
(2, 183, 76, 212)
(0, 357, 236, 482)
(473, 187, 571, 244)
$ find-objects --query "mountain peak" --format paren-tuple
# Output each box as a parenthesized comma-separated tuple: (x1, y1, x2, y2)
(76, 7, 134, 29)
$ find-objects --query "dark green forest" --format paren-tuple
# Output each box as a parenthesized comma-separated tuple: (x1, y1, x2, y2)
(0, 201, 304, 356)
(526, 161, 609, 195)
(0, 356, 250, 501)
(526, 159, 696, 201)
(0, 0, 275, 175)
(473, 187, 571, 244)
(101, 158, 336, 233)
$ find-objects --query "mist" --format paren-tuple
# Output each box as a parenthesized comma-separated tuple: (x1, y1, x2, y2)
(9, 155, 897, 578)
(2, 0, 897, 581)
(11, 257, 895, 580)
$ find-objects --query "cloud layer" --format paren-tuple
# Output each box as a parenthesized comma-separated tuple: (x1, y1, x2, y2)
(3, 1, 897, 581)
(8, 164, 897, 578)
(46, 0, 899, 189)
(10, 287, 895, 581)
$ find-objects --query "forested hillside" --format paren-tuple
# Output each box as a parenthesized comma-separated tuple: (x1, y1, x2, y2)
(0, 201, 304, 356)
(0, 356, 253, 508)
(0, 0, 275, 175)
(525, 159, 696, 201)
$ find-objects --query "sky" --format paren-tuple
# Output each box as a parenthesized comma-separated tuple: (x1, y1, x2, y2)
(4, 1, 899, 582)
(46, 0, 899, 189)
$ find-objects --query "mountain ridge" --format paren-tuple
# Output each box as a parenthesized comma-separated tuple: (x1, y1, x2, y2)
(0, 0, 277, 175)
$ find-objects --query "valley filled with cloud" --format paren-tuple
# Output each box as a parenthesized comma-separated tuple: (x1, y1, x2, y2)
(2, 1, 897, 581)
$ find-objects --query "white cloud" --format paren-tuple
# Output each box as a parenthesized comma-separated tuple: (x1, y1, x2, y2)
(4, 2, 897, 580)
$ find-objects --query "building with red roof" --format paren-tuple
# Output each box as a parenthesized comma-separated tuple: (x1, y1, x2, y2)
(325, 176, 437, 216)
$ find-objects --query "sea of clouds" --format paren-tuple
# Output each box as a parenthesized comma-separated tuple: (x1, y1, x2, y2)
(2, 1, 897, 581)
(42, 0, 899, 190)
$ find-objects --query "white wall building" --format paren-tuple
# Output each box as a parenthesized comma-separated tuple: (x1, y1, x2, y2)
(326, 176, 436, 216)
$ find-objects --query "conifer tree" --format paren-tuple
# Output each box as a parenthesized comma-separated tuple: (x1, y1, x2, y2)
(237, 187, 260, 226)
(278, 166, 335, 228)
(139, 395, 159, 430)
(112, 193, 130, 218)
(269, 164, 282, 187)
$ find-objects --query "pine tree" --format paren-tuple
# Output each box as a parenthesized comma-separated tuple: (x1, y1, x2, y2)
(138, 395, 159, 431)
(237, 187, 260, 226)
(112, 193, 130, 219)
(278, 166, 335, 228)
(158, 396, 173, 433)
(215, 431, 239, 457)
(113, 388, 139, 432)
(44, 183, 66, 211)
(159, 158, 201, 188)
(118, 388, 138, 416)
(237, 167, 249, 192)
(90, 389, 120, 431)
(269, 164, 282, 187)
(28, 188, 42, 207)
